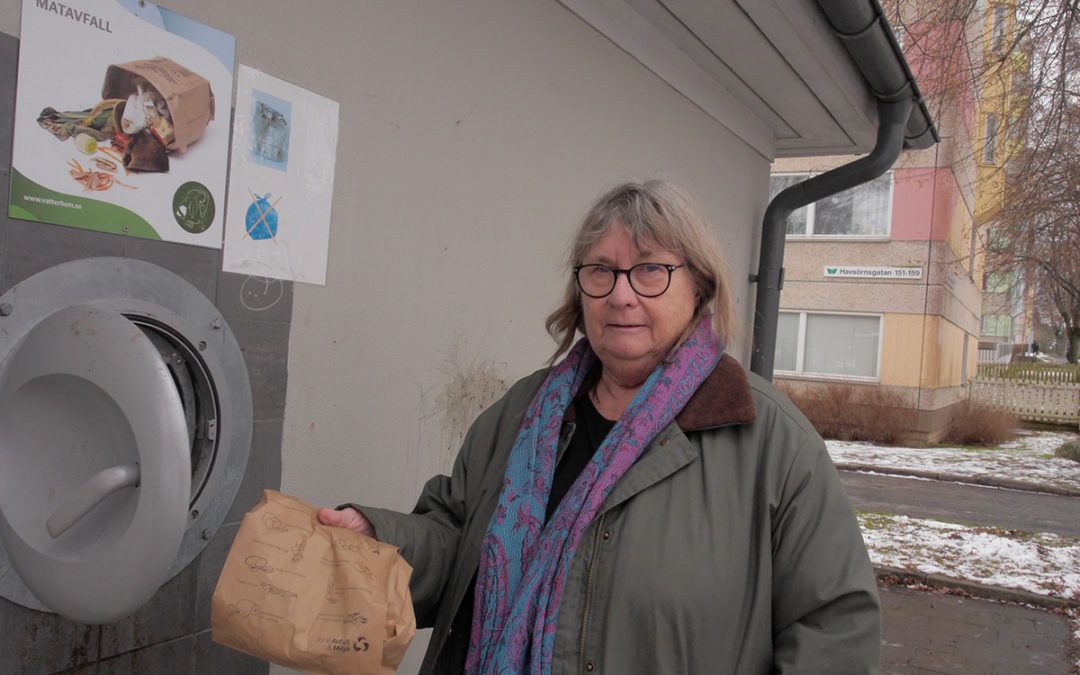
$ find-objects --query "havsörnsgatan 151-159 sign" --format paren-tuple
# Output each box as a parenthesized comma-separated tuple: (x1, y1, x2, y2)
(824, 266, 923, 279)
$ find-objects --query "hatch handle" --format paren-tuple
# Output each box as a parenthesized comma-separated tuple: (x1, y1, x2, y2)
(46, 464, 141, 538)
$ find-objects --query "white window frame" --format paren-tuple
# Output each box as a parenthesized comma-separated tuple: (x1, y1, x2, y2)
(772, 171, 894, 241)
(775, 310, 884, 382)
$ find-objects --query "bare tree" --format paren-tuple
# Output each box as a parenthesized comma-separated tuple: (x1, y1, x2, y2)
(885, 0, 1080, 361)
(985, 105, 1080, 362)
(886, 0, 1080, 162)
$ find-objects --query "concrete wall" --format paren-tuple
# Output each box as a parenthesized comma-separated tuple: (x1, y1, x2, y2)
(0, 1, 768, 672)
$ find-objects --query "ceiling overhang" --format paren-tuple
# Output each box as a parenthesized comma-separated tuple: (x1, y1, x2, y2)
(557, 0, 936, 161)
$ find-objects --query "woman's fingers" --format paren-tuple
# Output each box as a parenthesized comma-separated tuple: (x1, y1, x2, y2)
(317, 506, 375, 537)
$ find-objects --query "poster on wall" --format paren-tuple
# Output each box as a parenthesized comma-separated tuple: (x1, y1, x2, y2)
(222, 65, 339, 285)
(8, 0, 235, 248)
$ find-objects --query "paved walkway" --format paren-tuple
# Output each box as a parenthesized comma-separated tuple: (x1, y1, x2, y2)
(880, 584, 1073, 673)
(838, 469, 1079, 673)
(840, 471, 1080, 537)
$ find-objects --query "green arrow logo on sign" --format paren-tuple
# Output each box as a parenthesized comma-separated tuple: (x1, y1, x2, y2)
(826, 268, 837, 275)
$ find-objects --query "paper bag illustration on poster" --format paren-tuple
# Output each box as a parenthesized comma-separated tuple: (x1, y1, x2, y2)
(8, 0, 235, 248)
(223, 65, 339, 285)
(212, 490, 415, 675)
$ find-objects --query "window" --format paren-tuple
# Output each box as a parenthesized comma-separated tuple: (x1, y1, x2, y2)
(981, 314, 1013, 339)
(982, 114, 999, 165)
(769, 172, 892, 237)
(991, 4, 1008, 53)
(775, 312, 800, 372)
(983, 271, 1012, 293)
(775, 311, 882, 379)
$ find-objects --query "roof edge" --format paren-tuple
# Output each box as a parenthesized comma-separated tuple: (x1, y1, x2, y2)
(816, 0, 939, 149)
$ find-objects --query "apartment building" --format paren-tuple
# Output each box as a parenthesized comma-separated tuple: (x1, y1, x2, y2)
(769, 2, 1015, 441)
(975, 1, 1029, 352)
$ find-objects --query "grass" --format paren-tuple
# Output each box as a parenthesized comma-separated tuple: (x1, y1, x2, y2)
(930, 442, 1010, 452)
(1056, 441, 1080, 463)
(857, 510, 1005, 534)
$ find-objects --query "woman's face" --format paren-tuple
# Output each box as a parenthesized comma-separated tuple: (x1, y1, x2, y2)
(580, 222, 698, 384)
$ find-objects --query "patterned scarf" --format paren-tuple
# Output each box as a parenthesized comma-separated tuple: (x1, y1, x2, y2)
(465, 318, 721, 674)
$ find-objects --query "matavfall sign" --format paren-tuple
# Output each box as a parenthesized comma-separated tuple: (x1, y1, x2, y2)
(824, 266, 923, 280)
(9, 0, 235, 248)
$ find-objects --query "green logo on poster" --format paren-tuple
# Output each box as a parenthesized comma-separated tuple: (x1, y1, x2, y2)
(826, 267, 838, 275)
(172, 181, 215, 234)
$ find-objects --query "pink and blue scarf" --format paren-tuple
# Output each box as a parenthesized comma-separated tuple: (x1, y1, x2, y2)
(466, 318, 721, 674)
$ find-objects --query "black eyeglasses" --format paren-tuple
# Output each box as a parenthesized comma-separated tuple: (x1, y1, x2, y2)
(573, 263, 684, 298)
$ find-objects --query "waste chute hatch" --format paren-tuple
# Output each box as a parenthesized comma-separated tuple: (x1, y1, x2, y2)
(0, 258, 252, 623)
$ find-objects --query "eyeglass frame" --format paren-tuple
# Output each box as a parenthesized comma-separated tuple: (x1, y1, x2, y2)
(572, 262, 685, 298)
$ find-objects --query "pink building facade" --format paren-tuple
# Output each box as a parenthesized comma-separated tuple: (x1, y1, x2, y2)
(770, 148, 982, 442)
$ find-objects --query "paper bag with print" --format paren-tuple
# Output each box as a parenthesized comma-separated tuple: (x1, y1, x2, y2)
(211, 490, 416, 674)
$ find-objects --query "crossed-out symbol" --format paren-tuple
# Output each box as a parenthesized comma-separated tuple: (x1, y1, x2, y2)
(245, 187, 282, 242)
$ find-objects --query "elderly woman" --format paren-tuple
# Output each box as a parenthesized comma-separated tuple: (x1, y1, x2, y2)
(320, 180, 880, 673)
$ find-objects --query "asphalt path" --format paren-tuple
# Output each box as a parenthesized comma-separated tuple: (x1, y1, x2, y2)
(878, 584, 1074, 673)
(840, 468, 1080, 672)
(839, 470, 1080, 538)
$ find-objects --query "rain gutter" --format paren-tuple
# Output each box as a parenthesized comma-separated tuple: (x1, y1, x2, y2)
(749, 0, 939, 379)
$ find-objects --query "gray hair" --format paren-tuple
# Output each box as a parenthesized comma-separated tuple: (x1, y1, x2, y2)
(545, 179, 736, 362)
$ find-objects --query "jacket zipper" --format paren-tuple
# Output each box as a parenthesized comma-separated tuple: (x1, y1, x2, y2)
(577, 513, 606, 675)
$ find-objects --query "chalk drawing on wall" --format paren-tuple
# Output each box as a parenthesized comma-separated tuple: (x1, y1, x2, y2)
(239, 276, 284, 312)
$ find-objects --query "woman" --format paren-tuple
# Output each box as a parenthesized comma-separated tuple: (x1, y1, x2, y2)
(319, 180, 880, 673)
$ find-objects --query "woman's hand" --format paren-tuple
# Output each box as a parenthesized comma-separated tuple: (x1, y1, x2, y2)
(317, 506, 376, 538)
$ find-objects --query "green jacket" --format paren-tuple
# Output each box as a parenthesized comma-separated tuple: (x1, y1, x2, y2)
(360, 354, 880, 674)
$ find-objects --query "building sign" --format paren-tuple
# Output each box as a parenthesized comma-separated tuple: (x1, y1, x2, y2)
(824, 266, 922, 279)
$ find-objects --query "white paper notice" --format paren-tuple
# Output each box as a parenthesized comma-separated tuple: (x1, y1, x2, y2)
(223, 65, 340, 285)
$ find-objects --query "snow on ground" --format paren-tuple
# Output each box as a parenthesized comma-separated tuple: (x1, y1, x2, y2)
(832, 428, 1080, 666)
(859, 513, 1080, 601)
(827, 429, 1080, 604)
(828, 430, 1080, 492)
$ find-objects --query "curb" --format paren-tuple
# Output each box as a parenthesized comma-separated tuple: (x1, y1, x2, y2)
(835, 463, 1080, 497)
(874, 565, 1080, 612)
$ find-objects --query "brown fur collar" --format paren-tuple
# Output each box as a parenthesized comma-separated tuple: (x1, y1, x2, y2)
(565, 353, 757, 431)
(675, 353, 757, 431)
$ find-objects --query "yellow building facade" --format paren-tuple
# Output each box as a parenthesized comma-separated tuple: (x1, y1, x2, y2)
(770, 3, 1016, 441)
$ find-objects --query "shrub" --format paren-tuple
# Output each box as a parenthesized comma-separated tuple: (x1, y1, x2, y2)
(1055, 441, 1080, 463)
(944, 401, 1018, 447)
(777, 382, 916, 445)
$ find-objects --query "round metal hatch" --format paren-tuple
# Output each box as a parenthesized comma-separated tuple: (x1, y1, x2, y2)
(0, 305, 191, 624)
(0, 258, 253, 622)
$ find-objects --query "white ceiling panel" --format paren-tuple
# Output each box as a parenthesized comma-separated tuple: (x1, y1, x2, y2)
(556, 0, 923, 159)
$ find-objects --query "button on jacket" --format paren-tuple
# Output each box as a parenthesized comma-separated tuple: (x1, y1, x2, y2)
(359, 354, 881, 674)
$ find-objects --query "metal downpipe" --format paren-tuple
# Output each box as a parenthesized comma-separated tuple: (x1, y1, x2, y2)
(749, 96, 912, 380)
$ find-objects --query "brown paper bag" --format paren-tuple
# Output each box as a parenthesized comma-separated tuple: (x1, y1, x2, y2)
(101, 56, 215, 152)
(212, 490, 416, 674)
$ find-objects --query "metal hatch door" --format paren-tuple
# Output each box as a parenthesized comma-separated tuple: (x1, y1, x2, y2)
(0, 303, 191, 624)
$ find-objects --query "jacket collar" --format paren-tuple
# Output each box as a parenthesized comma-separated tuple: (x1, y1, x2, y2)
(675, 353, 756, 431)
(565, 353, 756, 431)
